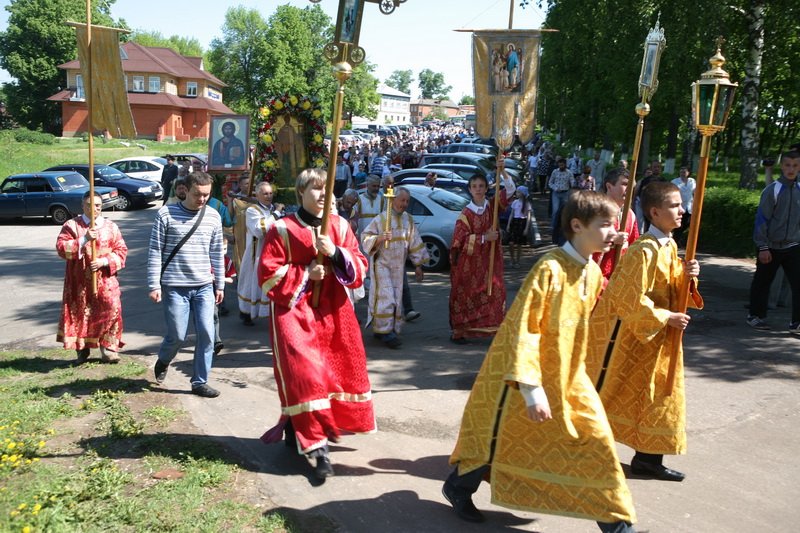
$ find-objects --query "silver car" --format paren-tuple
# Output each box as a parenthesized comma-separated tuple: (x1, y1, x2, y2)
(402, 184, 468, 272)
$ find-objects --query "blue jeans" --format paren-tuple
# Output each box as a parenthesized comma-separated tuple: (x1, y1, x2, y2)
(158, 284, 215, 387)
(551, 189, 570, 229)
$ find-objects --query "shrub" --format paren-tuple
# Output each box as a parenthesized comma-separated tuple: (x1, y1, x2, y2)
(697, 186, 761, 257)
(12, 128, 56, 145)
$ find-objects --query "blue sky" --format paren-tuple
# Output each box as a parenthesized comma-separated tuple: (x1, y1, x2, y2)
(1, 0, 546, 99)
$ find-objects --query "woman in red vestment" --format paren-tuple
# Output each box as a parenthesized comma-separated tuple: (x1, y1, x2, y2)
(258, 169, 374, 480)
(449, 162, 515, 343)
(56, 191, 127, 363)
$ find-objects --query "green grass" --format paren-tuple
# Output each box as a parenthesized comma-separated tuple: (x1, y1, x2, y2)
(0, 349, 297, 533)
(0, 134, 209, 178)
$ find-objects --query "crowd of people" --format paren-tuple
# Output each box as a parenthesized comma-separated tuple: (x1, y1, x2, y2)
(53, 122, 800, 529)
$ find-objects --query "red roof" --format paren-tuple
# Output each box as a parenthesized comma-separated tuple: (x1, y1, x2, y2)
(59, 41, 226, 87)
(48, 89, 233, 114)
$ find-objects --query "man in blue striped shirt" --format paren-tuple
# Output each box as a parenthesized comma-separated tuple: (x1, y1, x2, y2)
(147, 172, 225, 398)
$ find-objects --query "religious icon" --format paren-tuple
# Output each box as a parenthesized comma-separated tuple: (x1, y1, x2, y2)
(274, 113, 308, 187)
(490, 41, 523, 94)
(208, 114, 249, 171)
(336, 0, 364, 45)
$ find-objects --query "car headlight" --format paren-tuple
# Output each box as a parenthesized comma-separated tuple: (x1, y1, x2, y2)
(137, 186, 151, 193)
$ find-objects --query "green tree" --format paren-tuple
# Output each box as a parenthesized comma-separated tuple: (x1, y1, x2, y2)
(418, 69, 451, 100)
(0, 0, 123, 133)
(459, 95, 475, 106)
(385, 69, 413, 94)
(130, 31, 204, 57)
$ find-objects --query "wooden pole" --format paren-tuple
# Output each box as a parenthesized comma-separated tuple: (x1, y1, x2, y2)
(86, 0, 97, 295)
(665, 134, 710, 394)
(611, 101, 649, 271)
(486, 165, 503, 296)
(312, 59, 352, 308)
(508, 0, 514, 29)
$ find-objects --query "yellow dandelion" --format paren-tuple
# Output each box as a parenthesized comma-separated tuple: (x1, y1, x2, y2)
(6, 442, 14, 450)
(38, 441, 45, 448)
(22, 526, 31, 533)
(32, 504, 41, 512)
(9, 510, 19, 517)
(17, 503, 27, 510)
(8, 455, 18, 462)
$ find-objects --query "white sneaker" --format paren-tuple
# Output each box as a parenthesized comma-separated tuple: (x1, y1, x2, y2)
(746, 315, 770, 330)
(405, 310, 421, 322)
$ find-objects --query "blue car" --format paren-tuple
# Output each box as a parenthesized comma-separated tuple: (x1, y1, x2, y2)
(0, 171, 120, 225)
(45, 164, 163, 210)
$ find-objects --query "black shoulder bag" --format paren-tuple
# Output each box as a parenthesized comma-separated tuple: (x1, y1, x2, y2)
(160, 205, 207, 279)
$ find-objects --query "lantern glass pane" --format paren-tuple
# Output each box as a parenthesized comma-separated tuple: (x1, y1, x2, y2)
(713, 86, 730, 126)
(698, 84, 715, 126)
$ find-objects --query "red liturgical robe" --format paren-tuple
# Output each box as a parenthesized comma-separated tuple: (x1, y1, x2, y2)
(56, 215, 127, 351)
(258, 212, 375, 453)
(449, 191, 509, 340)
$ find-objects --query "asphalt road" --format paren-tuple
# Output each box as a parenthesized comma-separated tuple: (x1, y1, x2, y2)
(1, 204, 798, 532)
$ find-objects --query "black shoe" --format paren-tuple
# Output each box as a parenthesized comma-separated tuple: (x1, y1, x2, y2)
(191, 384, 221, 398)
(75, 348, 90, 365)
(154, 359, 169, 384)
(219, 305, 229, 316)
(442, 479, 485, 522)
(405, 310, 421, 322)
(214, 341, 224, 356)
(450, 335, 469, 345)
(240, 312, 255, 326)
(384, 336, 402, 349)
(630, 458, 685, 482)
(314, 455, 334, 480)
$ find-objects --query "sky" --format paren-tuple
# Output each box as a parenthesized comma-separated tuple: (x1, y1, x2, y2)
(0, 0, 547, 100)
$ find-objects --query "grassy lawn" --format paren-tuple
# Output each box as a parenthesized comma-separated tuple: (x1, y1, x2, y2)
(0, 136, 209, 178)
(0, 349, 294, 533)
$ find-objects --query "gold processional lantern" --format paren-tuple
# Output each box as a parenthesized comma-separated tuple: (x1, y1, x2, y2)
(665, 40, 738, 394)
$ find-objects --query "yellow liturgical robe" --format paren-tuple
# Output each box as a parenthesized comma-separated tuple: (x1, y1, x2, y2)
(450, 248, 636, 524)
(586, 234, 703, 455)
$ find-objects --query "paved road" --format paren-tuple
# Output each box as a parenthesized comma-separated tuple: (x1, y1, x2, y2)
(1, 204, 799, 532)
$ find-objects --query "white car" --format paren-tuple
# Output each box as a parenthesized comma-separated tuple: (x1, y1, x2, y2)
(108, 156, 167, 182)
(401, 184, 468, 272)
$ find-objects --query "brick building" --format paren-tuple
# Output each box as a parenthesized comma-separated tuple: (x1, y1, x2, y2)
(48, 42, 233, 141)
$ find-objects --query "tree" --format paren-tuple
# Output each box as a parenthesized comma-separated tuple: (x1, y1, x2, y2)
(385, 69, 413, 94)
(130, 31, 204, 57)
(0, 0, 123, 133)
(208, 4, 379, 122)
(418, 69, 451, 100)
(459, 95, 475, 106)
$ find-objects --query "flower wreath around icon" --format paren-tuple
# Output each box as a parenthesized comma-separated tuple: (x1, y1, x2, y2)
(254, 94, 328, 183)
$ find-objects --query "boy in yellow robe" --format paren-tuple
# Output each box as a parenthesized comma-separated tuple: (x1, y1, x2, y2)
(586, 181, 702, 482)
(444, 191, 638, 533)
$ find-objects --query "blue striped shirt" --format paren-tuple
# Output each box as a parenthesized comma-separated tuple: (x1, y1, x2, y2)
(147, 203, 224, 291)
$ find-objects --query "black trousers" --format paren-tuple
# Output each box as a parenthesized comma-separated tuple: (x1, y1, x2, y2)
(749, 246, 800, 323)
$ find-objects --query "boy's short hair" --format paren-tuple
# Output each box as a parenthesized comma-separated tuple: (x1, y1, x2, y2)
(560, 190, 618, 240)
(295, 168, 326, 203)
(641, 181, 680, 221)
(782, 150, 800, 160)
(602, 168, 624, 190)
(185, 171, 213, 190)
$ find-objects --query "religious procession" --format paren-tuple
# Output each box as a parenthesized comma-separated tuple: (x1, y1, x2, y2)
(2, 0, 798, 531)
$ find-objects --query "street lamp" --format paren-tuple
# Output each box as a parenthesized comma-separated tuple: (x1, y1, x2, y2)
(665, 38, 738, 393)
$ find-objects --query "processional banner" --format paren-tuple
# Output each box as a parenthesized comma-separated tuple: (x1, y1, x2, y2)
(472, 30, 541, 150)
(75, 25, 136, 139)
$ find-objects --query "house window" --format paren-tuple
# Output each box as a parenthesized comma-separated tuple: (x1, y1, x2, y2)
(186, 82, 197, 97)
(132, 76, 144, 92)
(149, 76, 160, 93)
(124, 75, 128, 91)
(75, 74, 84, 99)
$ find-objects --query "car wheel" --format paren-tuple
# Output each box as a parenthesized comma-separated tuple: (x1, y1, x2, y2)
(50, 206, 71, 225)
(116, 192, 132, 211)
(422, 237, 449, 272)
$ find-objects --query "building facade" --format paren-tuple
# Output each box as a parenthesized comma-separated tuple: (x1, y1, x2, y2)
(48, 42, 234, 141)
(375, 84, 411, 125)
(409, 98, 461, 125)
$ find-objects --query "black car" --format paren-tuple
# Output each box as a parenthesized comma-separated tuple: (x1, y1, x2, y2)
(45, 164, 163, 210)
(0, 171, 120, 224)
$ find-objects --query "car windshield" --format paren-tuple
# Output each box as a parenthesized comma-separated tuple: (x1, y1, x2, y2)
(152, 157, 168, 165)
(96, 166, 128, 181)
(52, 173, 89, 190)
(427, 189, 469, 211)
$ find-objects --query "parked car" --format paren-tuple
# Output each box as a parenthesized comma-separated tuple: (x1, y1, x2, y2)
(439, 142, 495, 156)
(422, 163, 491, 183)
(44, 164, 163, 210)
(0, 171, 120, 224)
(108, 156, 167, 182)
(402, 184, 469, 272)
(169, 153, 207, 173)
(392, 169, 472, 200)
(419, 152, 520, 182)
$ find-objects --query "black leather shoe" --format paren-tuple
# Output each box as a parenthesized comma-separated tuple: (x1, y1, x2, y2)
(314, 455, 334, 480)
(154, 359, 169, 384)
(630, 458, 685, 482)
(191, 384, 221, 398)
(214, 341, 224, 356)
(449, 336, 469, 345)
(442, 479, 485, 522)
